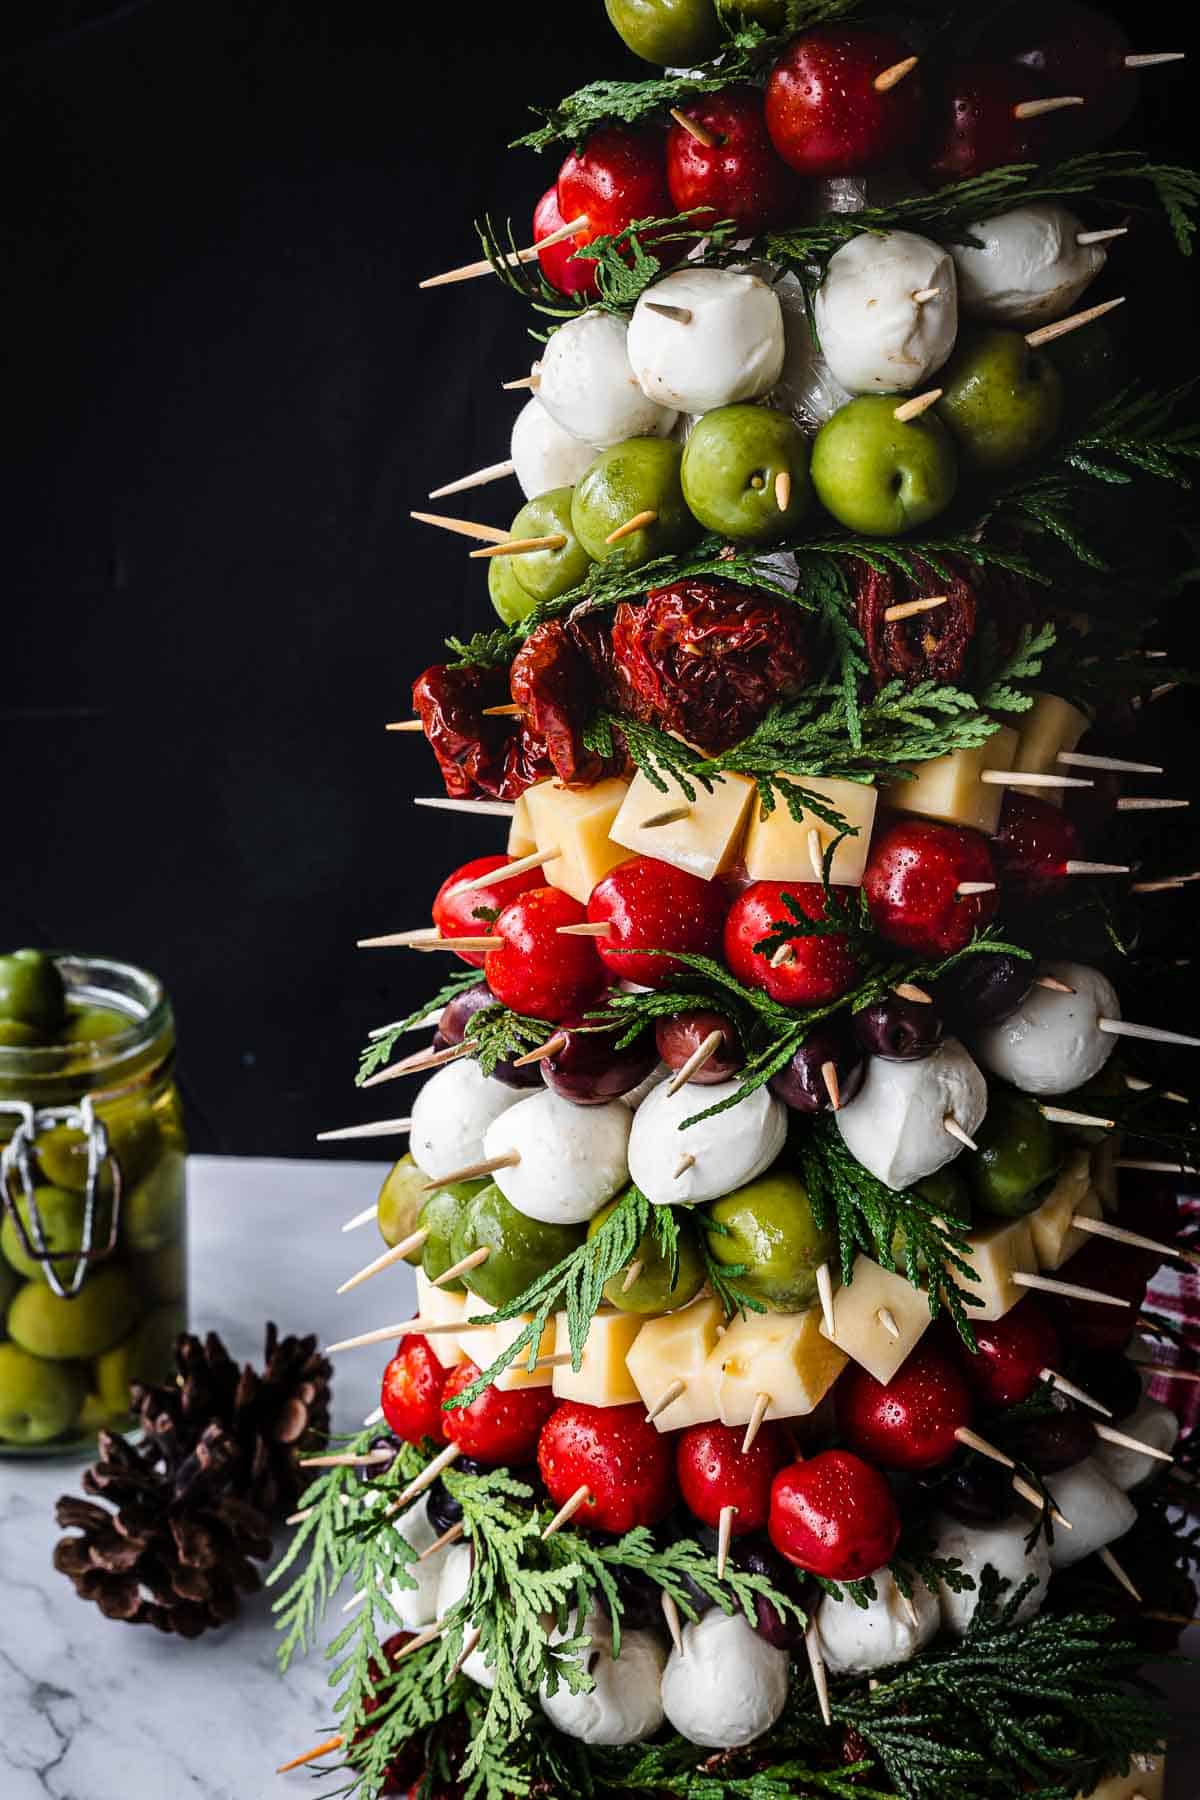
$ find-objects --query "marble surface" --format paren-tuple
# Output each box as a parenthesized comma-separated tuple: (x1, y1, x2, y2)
(0, 1154, 1196, 1798)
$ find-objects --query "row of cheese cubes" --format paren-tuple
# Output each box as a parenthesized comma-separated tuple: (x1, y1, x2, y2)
(414, 1138, 1114, 1431)
(506, 695, 1091, 902)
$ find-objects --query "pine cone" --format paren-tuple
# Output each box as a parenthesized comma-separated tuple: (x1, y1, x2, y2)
(53, 1324, 332, 1637)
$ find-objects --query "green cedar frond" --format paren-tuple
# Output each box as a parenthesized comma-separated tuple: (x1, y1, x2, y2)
(357, 967, 483, 1085)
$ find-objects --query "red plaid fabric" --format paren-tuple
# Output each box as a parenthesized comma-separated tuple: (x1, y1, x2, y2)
(1144, 1189, 1200, 1434)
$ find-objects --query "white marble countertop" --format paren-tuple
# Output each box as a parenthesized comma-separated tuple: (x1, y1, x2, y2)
(0, 1154, 1196, 1798)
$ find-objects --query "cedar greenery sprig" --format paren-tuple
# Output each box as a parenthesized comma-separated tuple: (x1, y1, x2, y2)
(441, 1183, 654, 1407)
(764, 150, 1200, 273)
(357, 966, 482, 1085)
(795, 1118, 983, 1349)
(474, 207, 742, 325)
(509, 1, 872, 152)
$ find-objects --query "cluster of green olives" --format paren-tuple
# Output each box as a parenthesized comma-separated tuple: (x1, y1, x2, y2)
(603, 0, 782, 67)
(376, 1152, 839, 1316)
(0, 951, 186, 1449)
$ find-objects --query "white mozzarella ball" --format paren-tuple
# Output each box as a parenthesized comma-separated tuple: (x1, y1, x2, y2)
(972, 961, 1119, 1097)
(435, 1542, 495, 1688)
(950, 204, 1108, 327)
(409, 1058, 525, 1181)
(620, 1061, 670, 1112)
(510, 397, 597, 499)
(540, 1607, 667, 1746)
(660, 1608, 789, 1748)
(1094, 1396, 1180, 1491)
(628, 1078, 786, 1206)
(483, 1089, 631, 1224)
(627, 268, 786, 414)
(816, 1567, 939, 1674)
(537, 311, 678, 449)
(835, 1038, 988, 1193)
(1042, 1457, 1137, 1569)
(384, 1500, 447, 1630)
(814, 231, 958, 395)
(931, 1514, 1050, 1634)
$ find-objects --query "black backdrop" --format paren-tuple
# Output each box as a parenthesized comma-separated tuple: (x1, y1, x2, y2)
(2, 0, 1196, 1156)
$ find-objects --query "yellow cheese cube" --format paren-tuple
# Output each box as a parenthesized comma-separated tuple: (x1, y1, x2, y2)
(713, 1307, 847, 1428)
(456, 1296, 555, 1390)
(1029, 1149, 1101, 1270)
(956, 1218, 1037, 1320)
(524, 777, 634, 904)
(506, 788, 538, 858)
(1012, 694, 1091, 807)
(819, 1256, 932, 1385)
(884, 726, 1020, 836)
(551, 1308, 645, 1407)
(414, 1269, 467, 1368)
(1071, 1754, 1164, 1800)
(1090, 1137, 1121, 1215)
(609, 769, 755, 883)
(624, 1296, 726, 1432)
(743, 776, 878, 887)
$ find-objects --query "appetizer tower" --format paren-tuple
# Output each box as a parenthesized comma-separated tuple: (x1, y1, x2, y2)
(273, 5, 1200, 1797)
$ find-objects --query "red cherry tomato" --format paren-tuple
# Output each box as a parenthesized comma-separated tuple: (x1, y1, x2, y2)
(836, 1342, 973, 1471)
(557, 125, 673, 254)
(675, 1420, 789, 1534)
(865, 818, 999, 957)
(537, 1401, 677, 1534)
(923, 62, 1078, 187)
(764, 28, 925, 178)
(769, 1450, 901, 1581)
(952, 1299, 1062, 1411)
(532, 185, 599, 299)
(723, 880, 859, 1007)
(484, 886, 607, 1022)
(992, 793, 1083, 901)
(441, 1361, 557, 1466)
(432, 856, 546, 968)
(588, 856, 728, 989)
(665, 85, 803, 236)
(380, 1336, 449, 1445)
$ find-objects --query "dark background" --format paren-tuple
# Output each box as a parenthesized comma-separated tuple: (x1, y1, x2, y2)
(2, 0, 1196, 1156)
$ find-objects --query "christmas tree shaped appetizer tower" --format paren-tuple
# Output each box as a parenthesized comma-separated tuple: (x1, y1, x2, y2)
(271, 4, 1200, 1795)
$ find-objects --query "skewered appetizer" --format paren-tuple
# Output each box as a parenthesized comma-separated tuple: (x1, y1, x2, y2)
(281, 3, 1197, 1797)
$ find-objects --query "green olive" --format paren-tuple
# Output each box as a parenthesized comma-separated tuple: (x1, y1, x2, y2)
(120, 1149, 186, 1253)
(590, 1192, 705, 1313)
(64, 1005, 130, 1044)
(488, 553, 537, 626)
(0, 1019, 41, 1047)
(681, 404, 813, 543)
(508, 488, 593, 604)
(604, 0, 722, 64)
(452, 1181, 584, 1308)
(7, 1264, 141, 1361)
(0, 1258, 17, 1329)
(37, 1092, 162, 1194)
(0, 950, 66, 1035)
(0, 1342, 86, 1443)
(92, 1302, 185, 1413)
(417, 1180, 489, 1292)
(1, 1186, 111, 1283)
(970, 1088, 1062, 1218)
(571, 438, 700, 568)
(703, 1170, 833, 1312)
(376, 1153, 429, 1255)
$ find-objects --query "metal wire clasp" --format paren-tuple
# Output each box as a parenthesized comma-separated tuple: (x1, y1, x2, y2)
(0, 1097, 123, 1300)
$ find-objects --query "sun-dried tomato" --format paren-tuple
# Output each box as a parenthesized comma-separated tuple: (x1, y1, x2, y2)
(412, 663, 553, 800)
(610, 580, 811, 753)
(855, 556, 976, 690)
(509, 619, 612, 787)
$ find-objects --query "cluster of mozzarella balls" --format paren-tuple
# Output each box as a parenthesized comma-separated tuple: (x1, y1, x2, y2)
(511, 200, 1112, 499)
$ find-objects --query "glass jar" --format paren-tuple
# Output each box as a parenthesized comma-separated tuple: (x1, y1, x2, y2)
(0, 953, 186, 1455)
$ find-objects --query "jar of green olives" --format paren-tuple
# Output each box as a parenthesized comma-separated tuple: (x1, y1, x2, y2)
(0, 950, 186, 1455)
